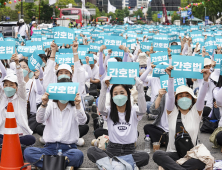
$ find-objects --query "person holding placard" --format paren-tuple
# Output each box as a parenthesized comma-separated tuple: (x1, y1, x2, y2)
(15, 19, 30, 40)
(24, 78, 86, 169)
(0, 54, 35, 146)
(87, 75, 149, 168)
(153, 65, 212, 170)
(42, 41, 90, 146)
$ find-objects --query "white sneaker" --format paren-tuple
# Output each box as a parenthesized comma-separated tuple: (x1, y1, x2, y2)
(76, 138, 85, 146)
(65, 166, 74, 170)
(39, 137, 45, 145)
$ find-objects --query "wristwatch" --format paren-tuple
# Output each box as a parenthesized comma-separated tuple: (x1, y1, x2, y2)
(16, 64, 21, 69)
(73, 53, 78, 55)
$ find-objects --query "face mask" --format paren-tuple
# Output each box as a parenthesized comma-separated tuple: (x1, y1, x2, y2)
(23, 69, 29, 77)
(177, 97, 192, 110)
(58, 74, 70, 80)
(59, 100, 69, 104)
(0, 74, 2, 78)
(41, 62, 46, 67)
(28, 72, 34, 79)
(113, 95, 128, 106)
(4, 87, 16, 97)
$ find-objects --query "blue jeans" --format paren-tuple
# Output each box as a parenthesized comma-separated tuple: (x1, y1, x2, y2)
(24, 142, 84, 168)
(146, 101, 153, 114)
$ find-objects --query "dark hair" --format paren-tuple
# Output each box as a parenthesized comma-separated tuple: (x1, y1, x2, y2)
(110, 84, 131, 124)
(1, 60, 10, 68)
(39, 54, 48, 63)
(216, 75, 222, 88)
(18, 22, 24, 32)
(114, 57, 122, 62)
(56, 67, 72, 78)
(53, 78, 75, 106)
(19, 58, 28, 66)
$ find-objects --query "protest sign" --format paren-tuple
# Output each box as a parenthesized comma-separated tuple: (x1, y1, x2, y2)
(104, 46, 124, 58)
(55, 54, 74, 66)
(104, 35, 123, 46)
(170, 45, 181, 55)
(28, 51, 43, 71)
(81, 54, 94, 64)
(150, 52, 169, 65)
(153, 63, 168, 77)
(89, 43, 100, 52)
(160, 75, 186, 91)
(171, 55, 204, 79)
(17, 46, 36, 57)
(59, 48, 73, 54)
(214, 54, 222, 69)
(0, 41, 15, 59)
(46, 83, 79, 101)
(53, 27, 74, 45)
(140, 42, 152, 52)
(107, 62, 139, 85)
(26, 41, 43, 51)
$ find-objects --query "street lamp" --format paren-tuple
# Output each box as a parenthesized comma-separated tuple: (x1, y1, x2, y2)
(204, 7, 206, 26)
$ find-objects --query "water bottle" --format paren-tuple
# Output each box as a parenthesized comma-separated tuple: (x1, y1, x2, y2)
(144, 135, 151, 153)
(92, 101, 97, 113)
(57, 149, 62, 156)
(85, 100, 90, 112)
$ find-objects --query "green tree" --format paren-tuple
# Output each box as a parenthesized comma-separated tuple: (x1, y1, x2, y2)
(101, 10, 107, 17)
(0, 7, 19, 21)
(123, 7, 129, 17)
(134, 9, 143, 18)
(171, 11, 180, 23)
(147, 7, 152, 20)
(107, 12, 116, 21)
(152, 13, 160, 22)
(15, 0, 38, 23)
(86, 2, 100, 18)
(115, 9, 124, 21)
(57, 0, 77, 6)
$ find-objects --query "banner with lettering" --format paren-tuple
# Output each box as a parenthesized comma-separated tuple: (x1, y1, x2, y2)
(160, 75, 186, 91)
(0, 41, 15, 59)
(150, 52, 169, 65)
(53, 27, 74, 45)
(28, 51, 43, 71)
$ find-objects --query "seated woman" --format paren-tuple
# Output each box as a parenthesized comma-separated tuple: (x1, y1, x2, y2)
(87, 76, 149, 168)
(144, 88, 169, 147)
(0, 54, 35, 146)
(24, 78, 86, 168)
(153, 65, 210, 170)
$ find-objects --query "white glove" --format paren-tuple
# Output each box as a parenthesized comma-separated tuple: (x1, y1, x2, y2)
(135, 76, 144, 94)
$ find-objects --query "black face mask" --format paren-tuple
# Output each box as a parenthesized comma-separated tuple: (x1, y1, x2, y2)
(71, 22, 73, 24)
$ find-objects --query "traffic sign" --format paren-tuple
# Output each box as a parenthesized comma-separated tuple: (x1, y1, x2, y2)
(158, 14, 162, 18)
(191, 15, 194, 19)
(205, 16, 209, 20)
(187, 10, 192, 15)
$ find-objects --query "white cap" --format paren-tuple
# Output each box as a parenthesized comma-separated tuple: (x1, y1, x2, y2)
(56, 64, 72, 74)
(93, 54, 97, 61)
(3, 74, 18, 84)
(6, 69, 15, 75)
(19, 19, 24, 23)
(32, 21, 36, 25)
(138, 52, 147, 65)
(204, 58, 211, 66)
(107, 58, 117, 67)
(175, 85, 197, 99)
(211, 69, 220, 82)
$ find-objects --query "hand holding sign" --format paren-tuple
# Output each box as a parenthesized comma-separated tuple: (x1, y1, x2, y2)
(74, 93, 81, 109)
(51, 40, 57, 53)
(100, 45, 106, 52)
(201, 69, 211, 81)
(42, 92, 49, 106)
(72, 41, 78, 53)
(165, 65, 174, 78)
(11, 54, 19, 65)
(158, 88, 167, 98)
(34, 69, 40, 79)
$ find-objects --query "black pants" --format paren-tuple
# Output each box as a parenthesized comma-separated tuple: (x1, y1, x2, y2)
(94, 128, 108, 139)
(144, 124, 168, 146)
(203, 106, 212, 118)
(153, 150, 205, 170)
(216, 131, 222, 146)
(87, 147, 149, 168)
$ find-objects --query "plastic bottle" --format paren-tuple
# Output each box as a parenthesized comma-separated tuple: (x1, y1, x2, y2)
(85, 100, 90, 112)
(144, 135, 151, 153)
(57, 149, 63, 156)
(92, 101, 97, 113)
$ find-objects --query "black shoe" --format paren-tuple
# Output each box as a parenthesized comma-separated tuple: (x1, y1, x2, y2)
(91, 113, 99, 119)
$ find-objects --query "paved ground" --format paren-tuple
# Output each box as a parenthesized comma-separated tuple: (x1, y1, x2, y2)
(33, 113, 222, 170)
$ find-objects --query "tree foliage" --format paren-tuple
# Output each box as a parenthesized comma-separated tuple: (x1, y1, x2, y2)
(133, 9, 143, 18)
(115, 9, 124, 21)
(123, 7, 129, 17)
(86, 2, 101, 18)
(0, 7, 18, 21)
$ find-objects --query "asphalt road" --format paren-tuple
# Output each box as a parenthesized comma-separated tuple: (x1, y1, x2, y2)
(33, 113, 222, 170)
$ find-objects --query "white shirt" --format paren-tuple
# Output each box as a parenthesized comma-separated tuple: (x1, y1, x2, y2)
(26, 79, 43, 114)
(157, 94, 169, 132)
(146, 77, 161, 102)
(90, 64, 99, 81)
(213, 87, 222, 127)
(103, 106, 143, 144)
(0, 68, 32, 136)
(167, 104, 202, 152)
(14, 25, 28, 37)
(36, 101, 87, 144)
